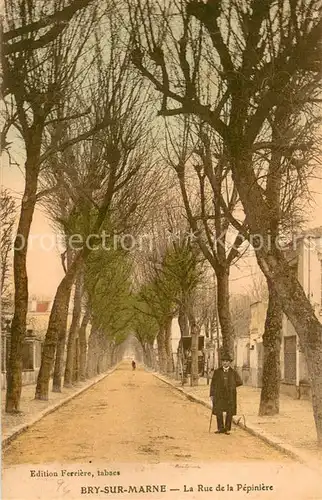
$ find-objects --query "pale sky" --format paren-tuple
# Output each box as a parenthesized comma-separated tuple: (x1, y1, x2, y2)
(1, 155, 64, 299)
(1, 153, 322, 300)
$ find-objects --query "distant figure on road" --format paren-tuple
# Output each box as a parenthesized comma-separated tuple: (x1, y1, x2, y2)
(132, 360, 136, 371)
(210, 353, 243, 435)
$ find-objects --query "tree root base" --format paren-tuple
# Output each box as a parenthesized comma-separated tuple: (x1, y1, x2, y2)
(34, 395, 49, 401)
(258, 402, 279, 416)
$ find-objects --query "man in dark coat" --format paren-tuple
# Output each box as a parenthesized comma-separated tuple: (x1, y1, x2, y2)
(210, 353, 243, 435)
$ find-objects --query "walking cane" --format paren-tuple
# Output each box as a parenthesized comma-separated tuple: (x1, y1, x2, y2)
(209, 397, 213, 433)
(209, 410, 213, 433)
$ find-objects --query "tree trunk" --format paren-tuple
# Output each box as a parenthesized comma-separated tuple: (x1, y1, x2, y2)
(258, 125, 283, 417)
(146, 342, 156, 369)
(6, 140, 41, 413)
(35, 256, 81, 400)
(79, 306, 91, 381)
(157, 328, 167, 373)
(144, 343, 152, 367)
(233, 163, 322, 444)
(52, 248, 75, 392)
(86, 324, 100, 378)
(256, 249, 322, 443)
(109, 342, 114, 367)
(204, 317, 210, 339)
(259, 280, 283, 416)
(109, 341, 116, 368)
(142, 343, 147, 366)
(52, 307, 71, 392)
(73, 337, 80, 383)
(64, 271, 83, 387)
(165, 316, 174, 374)
(209, 315, 215, 342)
(188, 311, 199, 387)
(216, 267, 235, 357)
(150, 343, 157, 369)
(178, 303, 189, 337)
(99, 335, 111, 372)
(146, 342, 155, 368)
(178, 302, 190, 383)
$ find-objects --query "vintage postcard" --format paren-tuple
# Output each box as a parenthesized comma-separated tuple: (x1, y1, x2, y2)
(2, 0, 322, 499)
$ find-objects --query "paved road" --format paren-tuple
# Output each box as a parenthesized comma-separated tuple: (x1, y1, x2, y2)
(3, 363, 292, 466)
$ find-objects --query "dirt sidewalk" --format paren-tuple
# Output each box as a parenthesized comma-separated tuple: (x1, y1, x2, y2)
(3, 363, 292, 466)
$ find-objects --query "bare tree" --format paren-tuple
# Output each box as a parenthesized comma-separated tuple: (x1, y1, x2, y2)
(0, 189, 15, 311)
(126, 0, 322, 443)
(35, 17, 154, 399)
(2, 0, 113, 413)
(78, 297, 91, 381)
(39, 81, 162, 392)
(2, 0, 96, 63)
(84, 248, 133, 378)
(248, 272, 269, 304)
(64, 266, 83, 387)
(163, 117, 246, 357)
(133, 199, 205, 382)
(133, 311, 158, 369)
(136, 268, 177, 374)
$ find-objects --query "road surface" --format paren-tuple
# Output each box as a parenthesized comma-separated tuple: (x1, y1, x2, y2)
(3, 363, 292, 466)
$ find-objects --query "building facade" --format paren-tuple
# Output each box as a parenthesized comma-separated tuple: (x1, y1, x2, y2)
(236, 229, 322, 397)
(1, 296, 91, 389)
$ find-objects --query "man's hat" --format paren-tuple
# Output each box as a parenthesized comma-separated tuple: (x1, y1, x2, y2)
(221, 352, 232, 362)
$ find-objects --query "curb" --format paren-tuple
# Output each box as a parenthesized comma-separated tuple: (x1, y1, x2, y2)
(153, 373, 322, 471)
(2, 364, 119, 449)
